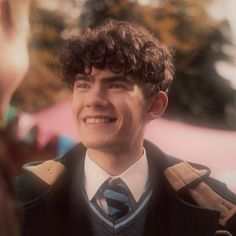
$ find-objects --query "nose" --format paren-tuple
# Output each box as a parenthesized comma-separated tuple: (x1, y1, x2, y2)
(85, 86, 109, 108)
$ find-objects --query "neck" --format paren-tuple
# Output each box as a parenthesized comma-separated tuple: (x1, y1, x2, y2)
(87, 144, 144, 176)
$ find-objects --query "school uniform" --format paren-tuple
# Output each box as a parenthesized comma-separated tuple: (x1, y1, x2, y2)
(15, 140, 236, 236)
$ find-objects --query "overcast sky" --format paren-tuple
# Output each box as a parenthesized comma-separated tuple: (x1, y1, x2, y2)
(208, 0, 236, 89)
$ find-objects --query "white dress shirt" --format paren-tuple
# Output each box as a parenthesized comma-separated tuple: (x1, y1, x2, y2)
(84, 148, 149, 213)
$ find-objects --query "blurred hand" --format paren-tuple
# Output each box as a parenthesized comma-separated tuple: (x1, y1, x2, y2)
(0, 0, 30, 123)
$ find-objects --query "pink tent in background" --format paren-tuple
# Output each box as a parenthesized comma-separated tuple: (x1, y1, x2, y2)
(19, 99, 236, 191)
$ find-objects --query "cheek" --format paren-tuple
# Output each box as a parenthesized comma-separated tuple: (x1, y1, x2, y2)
(120, 100, 147, 124)
(71, 94, 82, 117)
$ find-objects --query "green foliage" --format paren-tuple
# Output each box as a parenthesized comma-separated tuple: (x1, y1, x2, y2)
(12, 3, 70, 112)
(80, 0, 139, 27)
(29, 7, 65, 52)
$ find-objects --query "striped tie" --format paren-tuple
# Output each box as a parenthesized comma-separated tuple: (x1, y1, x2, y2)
(102, 178, 133, 220)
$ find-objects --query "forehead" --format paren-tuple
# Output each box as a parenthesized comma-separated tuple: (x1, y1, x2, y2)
(76, 68, 130, 82)
(91, 68, 117, 79)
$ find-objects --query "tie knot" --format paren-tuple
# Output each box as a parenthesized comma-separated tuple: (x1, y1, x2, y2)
(101, 178, 134, 220)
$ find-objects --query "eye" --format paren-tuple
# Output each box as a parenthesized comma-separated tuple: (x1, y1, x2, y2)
(75, 81, 90, 89)
(108, 83, 125, 89)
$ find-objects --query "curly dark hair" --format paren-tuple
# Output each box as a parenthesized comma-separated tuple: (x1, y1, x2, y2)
(58, 19, 174, 98)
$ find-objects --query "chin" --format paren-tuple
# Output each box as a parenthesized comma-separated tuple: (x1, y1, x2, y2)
(81, 138, 118, 151)
(82, 139, 109, 148)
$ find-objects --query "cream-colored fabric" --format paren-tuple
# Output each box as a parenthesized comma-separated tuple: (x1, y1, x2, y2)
(164, 161, 209, 191)
(189, 182, 236, 226)
(215, 230, 232, 236)
(25, 160, 65, 185)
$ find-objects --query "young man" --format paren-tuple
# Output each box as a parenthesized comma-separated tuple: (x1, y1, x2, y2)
(16, 20, 236, 236)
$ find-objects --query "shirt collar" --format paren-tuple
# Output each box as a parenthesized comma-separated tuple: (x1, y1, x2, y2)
(84, 148, 149, 202)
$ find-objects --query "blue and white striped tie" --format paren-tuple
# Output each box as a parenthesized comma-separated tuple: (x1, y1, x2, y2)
(102, 178, 133, 220)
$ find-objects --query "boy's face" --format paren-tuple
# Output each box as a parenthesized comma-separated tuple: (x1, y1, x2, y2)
(72, 68, 152, 153)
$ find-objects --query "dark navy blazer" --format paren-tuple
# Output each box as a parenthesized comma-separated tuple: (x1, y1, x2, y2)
(15, 140, 236, 236)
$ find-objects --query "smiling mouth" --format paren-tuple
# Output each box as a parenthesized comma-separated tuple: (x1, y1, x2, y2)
(84, 117, 117, 124)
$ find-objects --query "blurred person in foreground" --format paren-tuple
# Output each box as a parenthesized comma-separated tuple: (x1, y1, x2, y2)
(0, 0, 29, 124)
(15, 20, 236, 236)
(0, 0, 30, 235)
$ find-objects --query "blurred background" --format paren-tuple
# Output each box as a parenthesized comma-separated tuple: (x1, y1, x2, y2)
(3, 0, 236, 190)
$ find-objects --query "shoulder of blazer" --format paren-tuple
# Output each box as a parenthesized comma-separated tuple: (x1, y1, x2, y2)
(14, 143, 86, 205)
(144, 139, 236, 233)
(164, 158, 236, 233)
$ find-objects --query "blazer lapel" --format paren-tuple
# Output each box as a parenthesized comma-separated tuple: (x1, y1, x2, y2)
(52, 143, 92, 235)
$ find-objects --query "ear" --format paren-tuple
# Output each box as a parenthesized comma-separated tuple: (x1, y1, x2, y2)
(146, 91, 168, 122)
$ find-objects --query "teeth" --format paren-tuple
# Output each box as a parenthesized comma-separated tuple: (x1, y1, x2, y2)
(85, 118, 111, 124)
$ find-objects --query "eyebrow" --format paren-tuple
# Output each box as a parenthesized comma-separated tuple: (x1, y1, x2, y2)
(75, 75, 134, 84)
